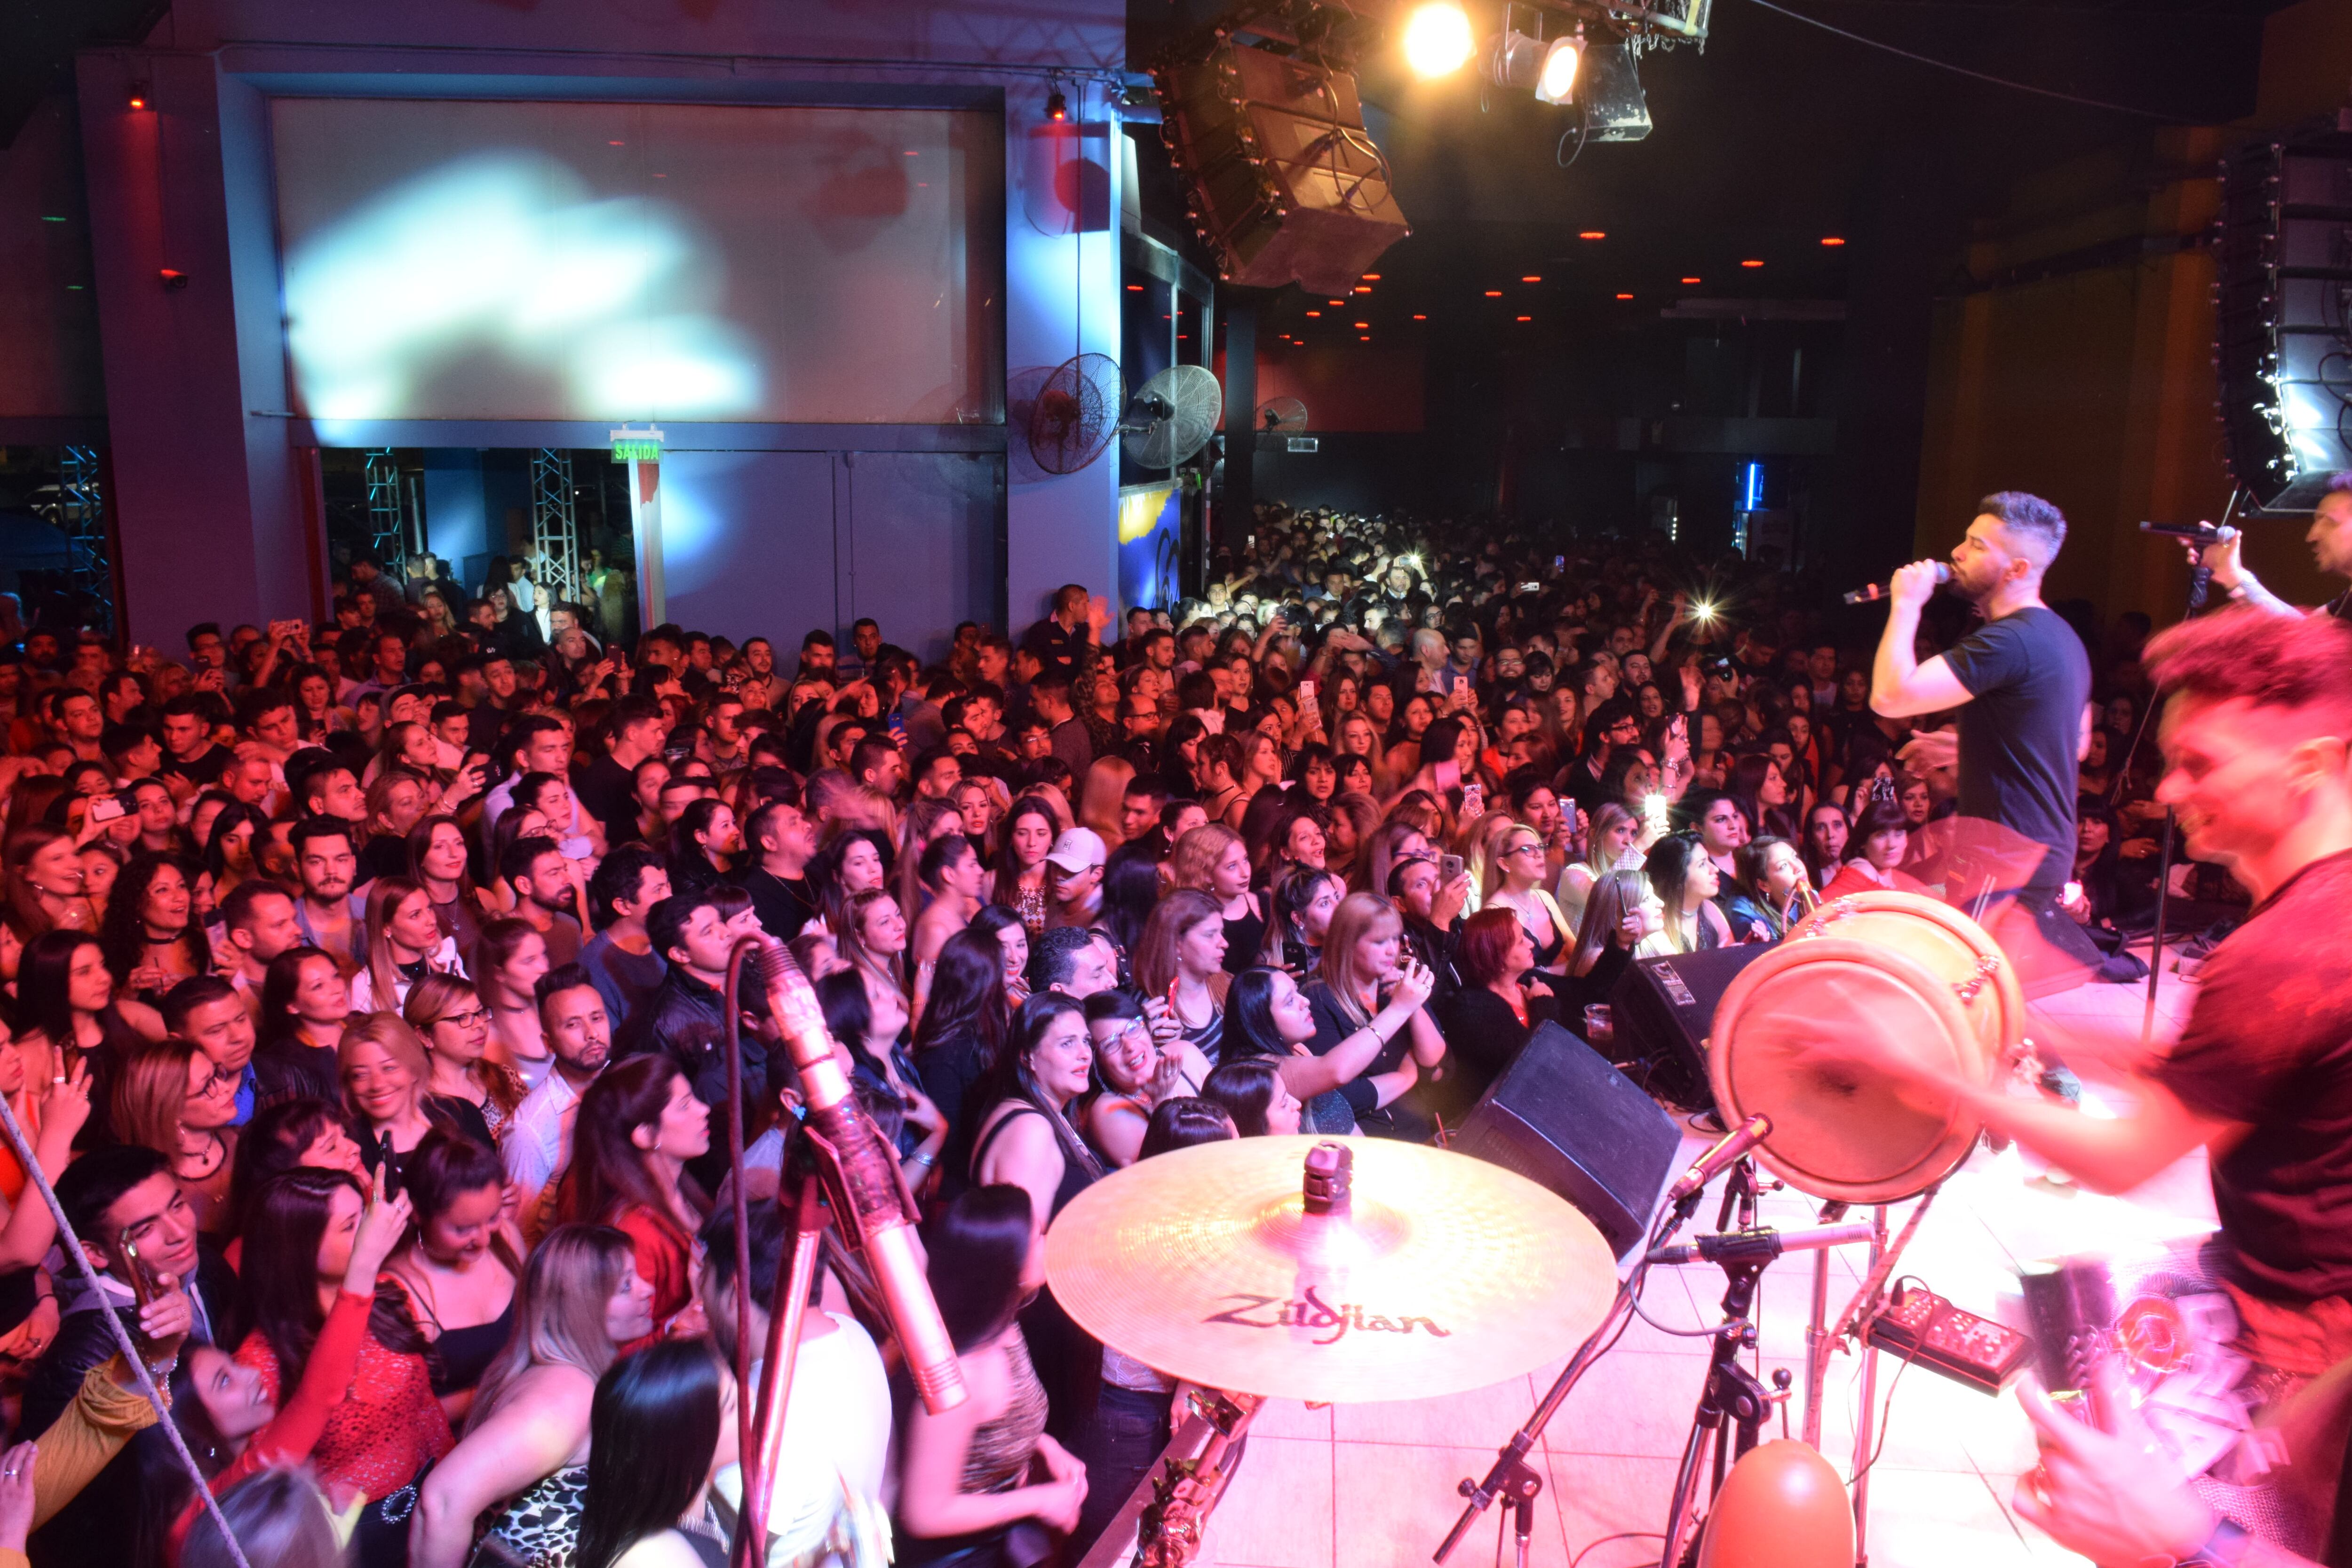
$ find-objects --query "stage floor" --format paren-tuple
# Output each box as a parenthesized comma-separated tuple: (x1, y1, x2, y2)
(1181, 953, 2215, 1568)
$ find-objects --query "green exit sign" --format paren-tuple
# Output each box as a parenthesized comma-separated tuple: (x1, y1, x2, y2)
(609, 424, 665, 463)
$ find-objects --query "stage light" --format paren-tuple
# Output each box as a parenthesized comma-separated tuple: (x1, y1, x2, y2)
(1403, 3, 1476, 78)
(1741, 259, 1764, 268)
(158, 268, 187, 290)
(1521, 275, 1542, 283)
(1362, 273, 1382, 280)
(1694, 600, 1718, 623)
(1820, 235, 1845, 246)
(1486, 28, 1546, 91)
(1305, 310, 1321, 317)
(1483, 289, 1502, 297)
(1515, 314, 1531, 321)
(1413, 313, 1426, 319)
(1579, 231, 1606, 240)
(1046, 88, 1069, 122)
(1615, 292, 1633, 299)
(1681, 276, 1701, 285)
(127, 83, 151, 111)
(1534, 36, 1584, 105)
(1353, 320, 1369, 328)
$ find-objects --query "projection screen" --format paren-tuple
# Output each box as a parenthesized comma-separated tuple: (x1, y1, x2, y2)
(269, 98, 1002, 425)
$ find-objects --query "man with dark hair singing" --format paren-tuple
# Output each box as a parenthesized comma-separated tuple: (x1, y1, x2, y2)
(1869, 491, 2093, 907)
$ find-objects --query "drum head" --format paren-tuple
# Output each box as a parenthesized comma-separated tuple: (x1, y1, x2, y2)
(1710, 937, 1986, 1203)
(1791, 890, 2027, 1057)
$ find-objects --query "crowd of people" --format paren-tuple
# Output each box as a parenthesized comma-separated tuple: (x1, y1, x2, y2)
(0, 500, 2220, 1568)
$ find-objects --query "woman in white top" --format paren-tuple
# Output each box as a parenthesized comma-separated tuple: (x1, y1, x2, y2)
(350, 876, 466, 1015)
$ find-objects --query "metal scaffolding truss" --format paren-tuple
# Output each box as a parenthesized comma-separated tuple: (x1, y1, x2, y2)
(363, 448, 407, 576)
(530, 449, 581, 606)
(56, 446, 114, 637)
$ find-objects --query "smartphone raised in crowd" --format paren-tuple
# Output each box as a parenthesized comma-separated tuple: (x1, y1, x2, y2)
(1439, 853, 1466, 885)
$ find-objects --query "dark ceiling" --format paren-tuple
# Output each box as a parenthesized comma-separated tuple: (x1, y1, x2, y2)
(1128, 0, 2295, 349)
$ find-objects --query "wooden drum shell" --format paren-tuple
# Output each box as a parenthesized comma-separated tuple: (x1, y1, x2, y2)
(1708, 891, 2024, 1204)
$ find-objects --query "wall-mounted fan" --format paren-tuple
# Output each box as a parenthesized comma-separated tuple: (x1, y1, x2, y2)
(1122, 365, 1222, 470)
(1255, 396, 1309, 433)
(1026, 353, 1124, 474)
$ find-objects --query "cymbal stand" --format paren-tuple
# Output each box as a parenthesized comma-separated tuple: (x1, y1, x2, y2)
(1434, 1180, 1712, 1565)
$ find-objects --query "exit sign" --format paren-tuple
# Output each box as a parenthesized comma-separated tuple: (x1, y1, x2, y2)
(609, 424, 665, 463)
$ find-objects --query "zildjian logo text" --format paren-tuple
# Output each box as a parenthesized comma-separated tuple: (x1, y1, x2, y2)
(1202, 1285, 1451, 1345)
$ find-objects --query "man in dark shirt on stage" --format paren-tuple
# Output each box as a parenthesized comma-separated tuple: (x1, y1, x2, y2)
(1868, 490, 2092, 906)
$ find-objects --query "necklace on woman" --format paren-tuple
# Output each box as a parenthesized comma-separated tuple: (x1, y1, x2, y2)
(175, 1130, 224, 1179)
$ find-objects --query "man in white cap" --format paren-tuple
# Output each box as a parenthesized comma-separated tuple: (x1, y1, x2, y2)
(1044, 827, 1107, 930)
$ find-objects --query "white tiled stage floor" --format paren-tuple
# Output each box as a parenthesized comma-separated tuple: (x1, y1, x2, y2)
(1175, 951, 2217, 1568)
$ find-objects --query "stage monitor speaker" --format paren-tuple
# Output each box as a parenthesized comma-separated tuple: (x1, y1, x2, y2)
(1451, 1021, 1681, 1260)
(2214, 133, 2352, 512)
(1154, 40, 1409, 295)
(1608, 944, 1778, 1111)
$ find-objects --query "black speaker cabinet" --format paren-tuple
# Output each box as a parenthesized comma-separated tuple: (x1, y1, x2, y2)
(1453, 1021, 1682, 1260)
(1608, 943, 1777, 1111)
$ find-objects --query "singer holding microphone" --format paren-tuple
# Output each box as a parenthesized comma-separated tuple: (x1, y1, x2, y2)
(2181, 471, 2352, 621)
(1864, 492, 2091, 910)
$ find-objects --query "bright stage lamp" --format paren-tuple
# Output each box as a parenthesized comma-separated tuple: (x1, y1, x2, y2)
(1534, 36, 1583, 104)
(1403, 3, 1476, 78)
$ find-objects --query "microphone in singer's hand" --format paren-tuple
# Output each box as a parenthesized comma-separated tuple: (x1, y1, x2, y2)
(2138, 520, 2239, 542)
(1843, 564, 1951, 605)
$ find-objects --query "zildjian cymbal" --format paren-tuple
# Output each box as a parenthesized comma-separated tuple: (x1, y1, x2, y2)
(1043, 1136, 1617, 1403)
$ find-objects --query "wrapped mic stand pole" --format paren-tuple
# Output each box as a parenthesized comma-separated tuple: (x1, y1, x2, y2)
(722, 935, 967, 1568)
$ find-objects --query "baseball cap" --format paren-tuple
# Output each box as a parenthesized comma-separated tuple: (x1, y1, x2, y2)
(1044, 828, 1107, 874)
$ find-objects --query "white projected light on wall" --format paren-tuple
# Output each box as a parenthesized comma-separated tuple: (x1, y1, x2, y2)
(270, 100, 1002, 426)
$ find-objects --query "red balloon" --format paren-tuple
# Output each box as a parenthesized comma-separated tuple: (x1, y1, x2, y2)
(1697, 1440, 1855, 1568)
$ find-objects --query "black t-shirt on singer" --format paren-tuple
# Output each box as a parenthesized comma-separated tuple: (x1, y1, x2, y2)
(2150, 851, 2352, 1306)
(1940, 605, 2090, 895)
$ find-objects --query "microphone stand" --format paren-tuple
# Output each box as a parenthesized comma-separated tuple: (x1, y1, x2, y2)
(2134, 515, 2227, 1046)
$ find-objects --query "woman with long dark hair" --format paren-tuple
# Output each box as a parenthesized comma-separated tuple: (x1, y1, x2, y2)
(896, 1186, 1087, 1566)
(968, 995, 1100, 1235)
(230, 1169, 451, 1512)
(573, 1340, 737, 1568)
(558, 1056, 710, 1347)
(252, 945, 350, 1107)
(818, 968, 947, 1185)
(665, 798, 740, 899)
(199, 801, 272, 903)
(912, 924, 1015, 1180)
(1801, 801, 1851, 893)
(413, 1224, 656, 1568)
(1723, 836, 1809, 943)
(1637, 834, 1733, 956)
(4, 824, 96, 940)
(99, 851, 209, 1002)
(12, 929, 153, 1147)
(1217, 965, 1392, 1136)
(1199, 1057, 1303, 1137)
(990, 797, 1057, 937)
(162, 1176, 409, 1561)
(405, 813, 485, 957)
(381, 1125, 521, 1425)
(909, 830, 986, 1026)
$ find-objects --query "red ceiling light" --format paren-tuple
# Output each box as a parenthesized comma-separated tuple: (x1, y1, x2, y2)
(1578, 231, 1605, 240)
(1515, 315, 1531, 322)
(1820, 235, 1845, 247)
(1521, 275, 1542, 283)
(1046, 88, 1069, 121)
(1740, 259, 1764, 268)
(1353, 320, 1369, 328)
(1483, 290, 1502, 297)
(127, 83, 152, 110)
(1354, 286, 1372, 294)
(1615, 293, 1634, 300)
(1680, 277, 1702, 285)
(1305, 310, 1321, 317)
(1125, 284, 1142, 291)
(1413, 313, 1427, 320)
(1362, 273, 1382, 280)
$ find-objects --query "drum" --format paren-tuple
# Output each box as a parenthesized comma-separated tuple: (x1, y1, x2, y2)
(1708, 890, 2025, 1202)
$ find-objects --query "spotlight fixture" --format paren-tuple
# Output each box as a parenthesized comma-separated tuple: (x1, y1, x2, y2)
(1045, 87, 1068, 121)
(158, 268, 188, 290)
(1403, 2, 1476, 78)
(1534, 35, 1584, 106)
(127, 82, 151, 110)
(1486, 27, 1547, 91)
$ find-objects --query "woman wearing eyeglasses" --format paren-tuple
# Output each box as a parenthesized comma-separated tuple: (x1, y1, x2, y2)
(112, 1038, 242, 1240)
(405, 974, 525, 1145)
(1480, 822, 1574, 979)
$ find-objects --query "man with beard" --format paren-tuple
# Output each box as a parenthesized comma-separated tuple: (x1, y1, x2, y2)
(502, 964, 614, 1241)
